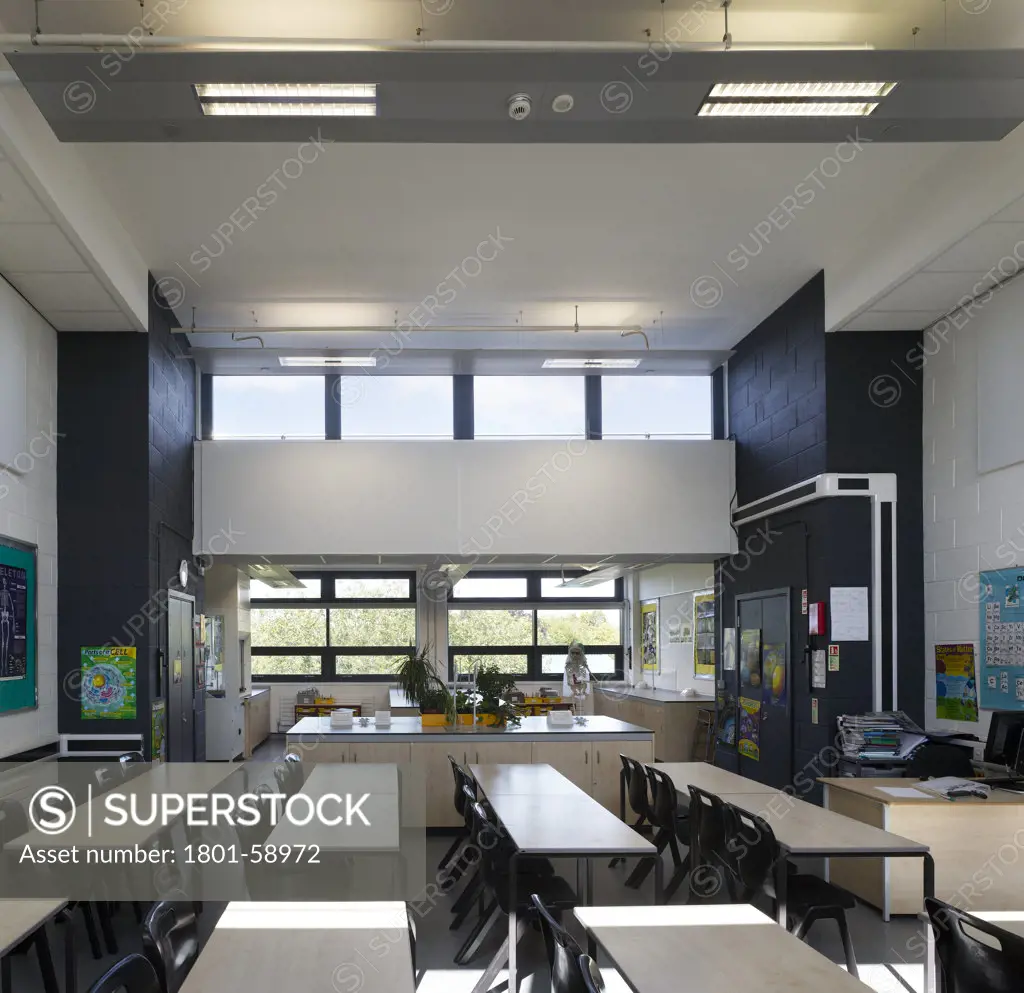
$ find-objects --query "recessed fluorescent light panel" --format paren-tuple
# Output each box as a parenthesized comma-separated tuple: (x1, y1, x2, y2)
(195, 82, 377, 117)
(278, 356, 377, 367)
(542, 358, 641, 369)
(700, 81, 895, 118)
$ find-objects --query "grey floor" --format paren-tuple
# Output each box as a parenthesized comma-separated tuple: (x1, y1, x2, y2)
(8, 739, 927, 993)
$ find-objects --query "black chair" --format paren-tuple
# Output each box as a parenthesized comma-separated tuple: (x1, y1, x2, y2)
(625, 766, 690, 898)
(686, 785, 732, 903)
(86, 953, 161, 993)
(119, 751, 147, 779)
(438, 756, 474, 876)
(926, 897, 1024, 993)
(906, 743, 974, 780)
(453, 802, 576, 966)
(609, 755, 651, 869)
(531, 894, 588, 993)
(578, 954, 606, 993)
(141, 902, 199, 993)
(274, 754, 305, 796)
(723, 803, 859, 976)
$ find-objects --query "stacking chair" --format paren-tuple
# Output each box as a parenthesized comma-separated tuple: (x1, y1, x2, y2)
(926, 897, 1024, 993)
(438, 756, 475, 878)
(625, 765, 690, 897)
(453, 802, 576, 966)
(141, 902, 199, 993)
(86, 954, 161, 993)
(578, 954, 606, 993)
(273, 753, 305, 797)
(686, 785, 732, 902)
(723, 803, 859, 976)
(531, 894, 589, 993)
(609, 755, 651, 868)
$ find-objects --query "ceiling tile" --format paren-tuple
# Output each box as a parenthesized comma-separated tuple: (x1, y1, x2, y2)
(0, 161, 49, 223)
(924, 222, 1024, 273)
(7, 272, 118, 312)
(842, 310, 948, 332)
(0, 223, 89, 273)
(42, 310, 137, 332)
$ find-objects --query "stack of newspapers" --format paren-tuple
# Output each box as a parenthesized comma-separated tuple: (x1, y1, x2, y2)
(838, 711, 927, 760)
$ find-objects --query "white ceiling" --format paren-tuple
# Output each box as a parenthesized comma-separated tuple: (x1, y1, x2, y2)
(73, 139, 957, 358)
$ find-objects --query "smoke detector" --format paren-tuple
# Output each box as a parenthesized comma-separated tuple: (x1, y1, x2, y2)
(508, 93, 532, 121)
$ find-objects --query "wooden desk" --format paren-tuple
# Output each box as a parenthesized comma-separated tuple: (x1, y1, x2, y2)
(574, 903, 875, 993)
(472, 764, 657, 993)
(821, 777, 1024, 917)
(0, 900, 68, 993)
(649, 762, 780, 797)
(179, 902, 414, 993)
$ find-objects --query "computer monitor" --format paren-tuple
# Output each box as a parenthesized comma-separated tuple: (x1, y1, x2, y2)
(984, 711, 1024, 772)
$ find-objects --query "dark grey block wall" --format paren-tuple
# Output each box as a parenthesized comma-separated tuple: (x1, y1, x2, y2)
(728, 272, 826, 505)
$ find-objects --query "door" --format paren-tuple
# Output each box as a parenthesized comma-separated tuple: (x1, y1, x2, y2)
(735, 590, 792, 790)
(167, 593, 196, 762)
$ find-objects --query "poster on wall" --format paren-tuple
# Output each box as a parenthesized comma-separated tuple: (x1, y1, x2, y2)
(716, 691, 737, 746)
(935, 643, 979, 722)
(761, 643, 788, 709)
(151, 700, 166, 761)
(693, 590, 716, 679)
(978, 569, 1024, 711)
(0, 541, 36, 716)
(738, 696, 761, 760)
(81, 646, 138, 720)
(739, 629, 762, 689)
(641, 602, 659, 672)
(722, 628, 738, 672)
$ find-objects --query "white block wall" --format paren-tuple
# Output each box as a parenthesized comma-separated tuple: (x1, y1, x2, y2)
(924, 274, 1024, 745)
(0, 275, 58, 758)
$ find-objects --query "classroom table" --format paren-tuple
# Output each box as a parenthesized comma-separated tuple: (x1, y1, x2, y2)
(177, 902, 415, 993)
(647, 762, 781, 796)
(574, 903, 877, 993)
(471, 763, 587, 797)
(470, 764, 659, 993)
(0, 900, 68, 993)
(974, 910, 1024, 939)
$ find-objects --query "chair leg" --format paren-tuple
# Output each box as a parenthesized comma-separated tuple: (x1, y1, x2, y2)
(454, 901, 503, 966)
(80, 904, 102, 960)
(663, 852, 692, 903)
(450, 875, 485, 931)
(610, 815, 647, 867)
(33, 927, 60, 993)
(438, 832, 465, 872)
(97, 903, 118, 955)
(667, 835, 683, 870)
(451, 868, 483, 915)
(63, 911, 77, 993)
(469, 920, 527, 993)
(625, 827, 669, 889)
(790, 910, 814, 940)
(836, 914, 859, 978)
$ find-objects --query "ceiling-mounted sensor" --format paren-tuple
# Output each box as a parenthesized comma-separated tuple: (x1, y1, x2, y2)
(508, 93, 532, 121)
(551, 94, 574, 114)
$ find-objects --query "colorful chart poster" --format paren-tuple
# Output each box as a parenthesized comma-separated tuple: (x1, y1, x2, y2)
(0, 542, 36, 715)
(738, 696, 761, 760)
(716, 691, 737, 746)
(641, 602, 659, 672)
(935, 643, 979, 722)
(762, 643, 788, 709)
(978, 569, 1024, 711)
(740, 629, 761, 690)
(81, 646, 137, 720)
(693, 591, 716, 678)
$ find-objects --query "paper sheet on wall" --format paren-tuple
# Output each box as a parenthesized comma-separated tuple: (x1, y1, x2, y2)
(830, 587, 869, 641)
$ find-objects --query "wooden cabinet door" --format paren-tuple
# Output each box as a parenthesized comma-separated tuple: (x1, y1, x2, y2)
(592, 739, 655, 814)
(348, 742, 411, 765)
(531, 741, 594, 794)
(290, 741, 348, 764)
(413, 741, 468, 828)
(468, 742, 535, 766)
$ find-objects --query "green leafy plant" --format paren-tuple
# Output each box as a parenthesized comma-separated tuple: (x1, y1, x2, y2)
(475, 663, 522, 729)
(393, 645, 455, 721)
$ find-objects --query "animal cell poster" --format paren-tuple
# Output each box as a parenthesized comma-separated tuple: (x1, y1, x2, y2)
(738, 696, 761, 761)
(641, 602, 659, 672)
(0, 541, 35, 715)
(934, 643, 979, 723)
(979, 569, 1024, 711)
(81, 646, 137, 720)
(761, 642, 788, 709)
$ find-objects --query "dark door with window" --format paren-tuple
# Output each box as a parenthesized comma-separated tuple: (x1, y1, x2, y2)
(736, 589, 792, 790)
(167, 592, 196, 762)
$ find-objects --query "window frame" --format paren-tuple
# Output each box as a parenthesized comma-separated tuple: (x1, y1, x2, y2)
(250, 570, 417, 682)
(446, 570, 625, 681)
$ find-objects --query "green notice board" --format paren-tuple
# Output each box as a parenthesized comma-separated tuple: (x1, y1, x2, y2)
(0, 540, 36, 715)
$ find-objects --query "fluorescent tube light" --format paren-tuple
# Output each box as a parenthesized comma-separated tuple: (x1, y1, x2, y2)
(709, 81, 895, 99)
(201, 102, 375, 117)
(699, 101, 879, 117)
(195, 83, 376, 99)
(542, 358, 641, 369)
(279, 356, 377, 367)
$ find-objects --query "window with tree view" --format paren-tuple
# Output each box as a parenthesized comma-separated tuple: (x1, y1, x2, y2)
(448, 572, 623, 679)
(250, 572, 416, 680)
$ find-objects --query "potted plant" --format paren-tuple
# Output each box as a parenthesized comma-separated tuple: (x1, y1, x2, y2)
(474, 664, 523, 729)
(393, 645, 455, 727)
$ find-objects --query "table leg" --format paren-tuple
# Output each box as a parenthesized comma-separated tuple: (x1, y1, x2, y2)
(619, 767, 626, 822)
(586, 858, 594, 906)
(923, 853, 935, 993)
(508, 852, 518, 993)
(64, 913, 77, 993)
(1, 954, 10, 993)
(774, 855, 788, 928)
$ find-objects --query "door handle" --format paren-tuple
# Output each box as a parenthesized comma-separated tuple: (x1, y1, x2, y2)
(585, 751, 588, 764)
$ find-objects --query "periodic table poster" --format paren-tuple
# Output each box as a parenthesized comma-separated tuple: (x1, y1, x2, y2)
(979, 569, 1024, 711)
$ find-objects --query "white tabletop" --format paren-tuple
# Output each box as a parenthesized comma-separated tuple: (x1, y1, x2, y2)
(575, 903, 875, 993)
(179, 902, 414, 993)
(974, 911, 1024, 940)
(264, 764, 400, 851)
(0, 900, 68, 956)
(649, 762, 780, 796)
(718, 791, 929, 857)
(470, 763, 589, 797)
